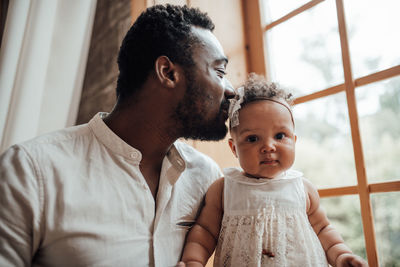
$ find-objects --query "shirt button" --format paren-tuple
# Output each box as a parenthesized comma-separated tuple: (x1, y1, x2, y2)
(130, 151, 139, 159)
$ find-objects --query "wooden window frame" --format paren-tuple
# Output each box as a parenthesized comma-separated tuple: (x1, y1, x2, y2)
(243, 0, 400, 266)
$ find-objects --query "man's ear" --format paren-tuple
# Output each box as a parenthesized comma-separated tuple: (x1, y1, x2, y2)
(228, 138, 238, 158)
(154, 56, 180, 88)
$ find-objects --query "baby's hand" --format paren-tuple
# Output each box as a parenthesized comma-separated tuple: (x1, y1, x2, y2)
(336, 253, 368, 267)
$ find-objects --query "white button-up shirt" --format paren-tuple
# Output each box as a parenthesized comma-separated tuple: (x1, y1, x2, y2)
(0, 113, 221, 267)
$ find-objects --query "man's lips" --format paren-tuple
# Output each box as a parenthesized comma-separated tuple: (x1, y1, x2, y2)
(221, 99, 230, 110)
(220, 104, 230, 121)
(222, 108, 229, 120)
(221, 100, 230, 114)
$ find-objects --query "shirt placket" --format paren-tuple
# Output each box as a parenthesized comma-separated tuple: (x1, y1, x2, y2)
(153, 150, 185, 267)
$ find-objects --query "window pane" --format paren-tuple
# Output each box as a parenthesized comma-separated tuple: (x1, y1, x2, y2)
(292, 92, 357, 187)
(266, 0, 343, 96)
(263, 0, 310, 23)
(344, 0, 400, 78)
(371, 192, 400, 266)
(356, 77, 400, 182)
(321, 195, 367, 259)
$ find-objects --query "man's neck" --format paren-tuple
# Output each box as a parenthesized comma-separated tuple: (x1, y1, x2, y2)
(103, 101, 179, 199)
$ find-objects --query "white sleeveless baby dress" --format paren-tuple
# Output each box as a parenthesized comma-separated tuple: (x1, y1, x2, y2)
(214, 167, 328, 267)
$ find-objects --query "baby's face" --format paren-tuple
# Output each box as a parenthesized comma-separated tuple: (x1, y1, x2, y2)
(229, 100, 296, 179)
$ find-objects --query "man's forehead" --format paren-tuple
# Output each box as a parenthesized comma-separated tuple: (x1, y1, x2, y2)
(190, 27, 227, 62)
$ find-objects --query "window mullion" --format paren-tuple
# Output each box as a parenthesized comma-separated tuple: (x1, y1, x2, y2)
(335, 0, 378, 265)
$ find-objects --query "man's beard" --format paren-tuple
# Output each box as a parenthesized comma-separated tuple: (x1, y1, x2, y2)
(173, 72, 229, 141)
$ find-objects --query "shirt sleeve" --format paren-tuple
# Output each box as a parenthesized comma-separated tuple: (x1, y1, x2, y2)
(0, 145, 43, 266)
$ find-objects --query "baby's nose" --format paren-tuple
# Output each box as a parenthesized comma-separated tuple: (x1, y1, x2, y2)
(261, 140, 276, 153)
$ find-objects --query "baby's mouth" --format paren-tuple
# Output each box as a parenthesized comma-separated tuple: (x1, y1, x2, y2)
(260, 159, 278, 165)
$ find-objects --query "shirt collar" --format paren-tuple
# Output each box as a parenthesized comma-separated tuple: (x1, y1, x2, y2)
(88, 112, 142, 163)
(88, 112, 186, 172)
(166, 144, 186, 173)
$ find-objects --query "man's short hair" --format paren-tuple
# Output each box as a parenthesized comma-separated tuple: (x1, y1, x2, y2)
(116, 4, 215, 102)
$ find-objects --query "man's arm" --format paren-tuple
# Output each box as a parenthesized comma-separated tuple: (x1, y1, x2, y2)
(303, 178, 368, 267)
(181, 178, 224, 267)
(0, 145, 42, 266)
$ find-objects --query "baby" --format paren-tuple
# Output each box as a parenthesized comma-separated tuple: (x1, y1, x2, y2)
(180, 74, 368, 266)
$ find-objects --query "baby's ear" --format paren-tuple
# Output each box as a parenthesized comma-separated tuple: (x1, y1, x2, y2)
(228, 138, 238, 158)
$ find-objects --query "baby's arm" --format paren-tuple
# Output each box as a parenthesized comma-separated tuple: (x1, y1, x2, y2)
(181, 178, 224, 267)
(303, 179, 368, 267)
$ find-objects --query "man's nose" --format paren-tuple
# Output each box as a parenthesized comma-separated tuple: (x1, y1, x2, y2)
(223, 78, 235, 99)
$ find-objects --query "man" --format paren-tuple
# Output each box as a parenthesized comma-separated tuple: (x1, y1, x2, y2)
(0, 4, 234, 267)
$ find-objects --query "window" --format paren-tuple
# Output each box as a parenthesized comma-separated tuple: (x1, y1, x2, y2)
(254, 0, 400, 265)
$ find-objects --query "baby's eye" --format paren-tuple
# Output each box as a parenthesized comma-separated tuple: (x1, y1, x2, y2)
(246, 135, 259, 143)
(275, 133, 286, 140)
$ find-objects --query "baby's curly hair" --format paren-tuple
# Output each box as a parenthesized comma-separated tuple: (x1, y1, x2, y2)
(229, 73, 294, 130)
(117, 4, 215, 102)
(240, 73, 294, 107)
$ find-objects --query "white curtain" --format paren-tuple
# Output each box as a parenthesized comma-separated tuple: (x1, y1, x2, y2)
(0, 0, 97, 153)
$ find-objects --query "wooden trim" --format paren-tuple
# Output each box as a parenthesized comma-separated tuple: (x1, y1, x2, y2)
(355, 64, 400, 87)
(318, 185, 358, 197)
(293, 84, 345, 105)
(369, 180, 400, 194)
(241, 0, 267, 77)
(265, 0, 325, 31)
(318, 180, 400, 197)
(336, 0, 378, 265)
(294, 64, 400, 105)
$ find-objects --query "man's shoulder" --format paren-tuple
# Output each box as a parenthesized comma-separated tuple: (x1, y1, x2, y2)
(10, 123, 91, 156)
(174, 140, 220, 171)
(174, 140, 222, 195)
